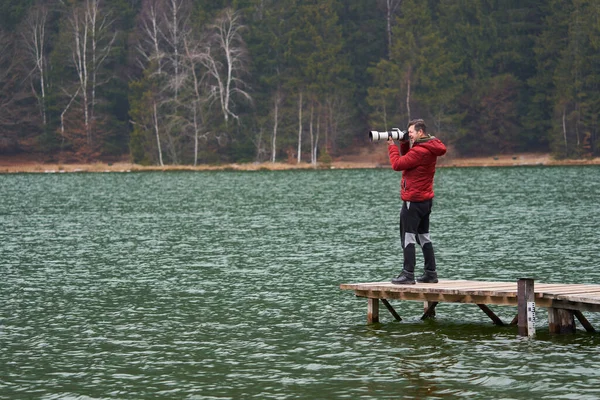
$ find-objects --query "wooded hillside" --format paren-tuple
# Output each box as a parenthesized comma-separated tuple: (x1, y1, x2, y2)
(1, 0, 598, 164)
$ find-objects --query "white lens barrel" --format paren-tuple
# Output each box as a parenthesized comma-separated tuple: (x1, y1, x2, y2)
(369, 131, 389, 142)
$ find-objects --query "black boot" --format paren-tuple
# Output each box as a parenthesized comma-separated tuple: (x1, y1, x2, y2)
(416, 271, 438, 283)
(392, 271, 415, 285)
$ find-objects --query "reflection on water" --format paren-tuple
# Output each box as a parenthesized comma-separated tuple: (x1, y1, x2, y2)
(1, 167, 600, 399)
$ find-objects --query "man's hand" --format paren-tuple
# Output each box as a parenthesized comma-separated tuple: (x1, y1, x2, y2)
(387, 137, 396, 147)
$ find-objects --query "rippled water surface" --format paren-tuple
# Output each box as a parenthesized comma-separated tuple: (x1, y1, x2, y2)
(2, 166, 600, 399)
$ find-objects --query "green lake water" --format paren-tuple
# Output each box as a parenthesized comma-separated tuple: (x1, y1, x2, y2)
(1, 166, 600, 399)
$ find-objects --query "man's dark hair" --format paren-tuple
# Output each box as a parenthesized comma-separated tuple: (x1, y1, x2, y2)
(408, 119, 427, 134)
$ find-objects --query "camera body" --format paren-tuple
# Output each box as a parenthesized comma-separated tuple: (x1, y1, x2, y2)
(369, 128, 408, 142)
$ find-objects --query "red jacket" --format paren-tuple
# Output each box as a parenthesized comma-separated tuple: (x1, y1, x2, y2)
(388, 137, 447, 202)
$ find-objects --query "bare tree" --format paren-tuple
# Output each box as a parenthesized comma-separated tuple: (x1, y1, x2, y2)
(378, 0, 402, 60)
(160, 0, 193, 164)
(60, 87, 80, 136)
(0, 27, 45, 153)
(134, 0, 192, 164)
(254, 127, 267, 162)
(63, 0, 116, 157)
(0, 30, 20, 144)
(325, 93, 352, 155)
(201, 8, 252, 125)
(22, 4, 49, 128)
(136, 0, 165, 73)
(163, 0, 190, 100)
(182, 35, 212, 166)
(297, 91, 303, 163)
(309, 102, 321, 166)
(271, 89, 281, 162)
(133, 5, 251, 165)
(135, 0, 167, 164)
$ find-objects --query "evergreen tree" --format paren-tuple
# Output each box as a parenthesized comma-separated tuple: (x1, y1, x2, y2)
(534, 0, 600, 158)
(1, 0, 600, 162)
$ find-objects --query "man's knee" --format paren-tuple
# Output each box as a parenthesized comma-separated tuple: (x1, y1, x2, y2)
(417, 233, 432, 246)
(403, 232, 416, 248)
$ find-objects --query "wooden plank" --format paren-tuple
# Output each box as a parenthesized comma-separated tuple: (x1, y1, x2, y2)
(342, 280, 506, 290)
(556, 294, 600, 305)
(534, 283, 600, 289)
(353, 289, 518, 306)
(542, 299, 600, 313)
(535, 286, 600, 295)
(342, 282, 519, 297)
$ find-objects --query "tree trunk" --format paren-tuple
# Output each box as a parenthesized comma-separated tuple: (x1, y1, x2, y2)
(23, 5, 49, 127)
(71, 8, 91, 144)
(406, 70, 411, 121)
(61, 88, 80, 135)
(383, 98, 388, 131)
(313, 110, 320, 166)
(153, 101, 164, 166)
(562, 106, 567, 153)
(271, 91, 279, 163)
(255, 127, 264, 162)
(309, 103, 315, 165)
(69, 0, 116, 154)
(297, 91, 303, 163)
(383, 0, 401, 60)
(204, 8, 252, 125)
(386, 0, 392, 60)
(575, 103, 580, 147)
(193, 106, 199, 166)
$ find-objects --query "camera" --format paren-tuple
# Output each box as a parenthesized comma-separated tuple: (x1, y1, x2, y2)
(369, 128, 408, 142)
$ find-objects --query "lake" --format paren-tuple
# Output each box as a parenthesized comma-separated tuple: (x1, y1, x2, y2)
(1, 166, 600, 399)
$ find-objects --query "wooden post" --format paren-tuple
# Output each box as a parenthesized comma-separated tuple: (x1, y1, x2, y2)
(517, 278, 535, 337)
(548, 307, 576, 334)
(367, 298, 379, 324)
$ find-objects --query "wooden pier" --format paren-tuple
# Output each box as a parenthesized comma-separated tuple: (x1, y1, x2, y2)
(340, 279, 600, 335)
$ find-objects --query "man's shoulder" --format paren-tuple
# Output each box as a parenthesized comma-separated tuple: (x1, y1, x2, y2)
(416, 137, 446, 157)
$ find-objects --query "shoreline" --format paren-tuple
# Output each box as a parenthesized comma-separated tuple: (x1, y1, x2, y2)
(1, 153, 599, 173)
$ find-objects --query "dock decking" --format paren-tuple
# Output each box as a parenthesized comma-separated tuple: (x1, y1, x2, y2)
(340, 279, 600, 335)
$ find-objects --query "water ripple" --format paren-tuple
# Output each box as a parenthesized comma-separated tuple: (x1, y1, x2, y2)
(1, 168, 600, 399)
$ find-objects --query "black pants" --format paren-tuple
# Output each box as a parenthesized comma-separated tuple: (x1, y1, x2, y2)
(400, 199, 436, 276)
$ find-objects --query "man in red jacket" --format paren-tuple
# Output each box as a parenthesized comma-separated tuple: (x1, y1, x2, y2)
(387, 119, 447, 284)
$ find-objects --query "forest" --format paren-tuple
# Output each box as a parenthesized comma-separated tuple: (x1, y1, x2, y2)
(0, 0, 598, 165)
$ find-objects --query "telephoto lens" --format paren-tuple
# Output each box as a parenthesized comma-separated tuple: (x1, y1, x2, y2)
(369, 128, 406, 142)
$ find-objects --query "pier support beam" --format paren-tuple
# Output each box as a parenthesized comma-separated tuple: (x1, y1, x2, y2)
(381, 299, 402, 321)
(423, 301, 436, 318)
(518, 278, 536, 337)
(477, 304, 504, 325)
(421, 302, 438, 320)
(367, 298, 379, 324)
(573, 310, 595, 333)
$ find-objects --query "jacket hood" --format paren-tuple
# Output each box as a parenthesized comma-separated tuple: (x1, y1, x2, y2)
(415, 136, 447, 157)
